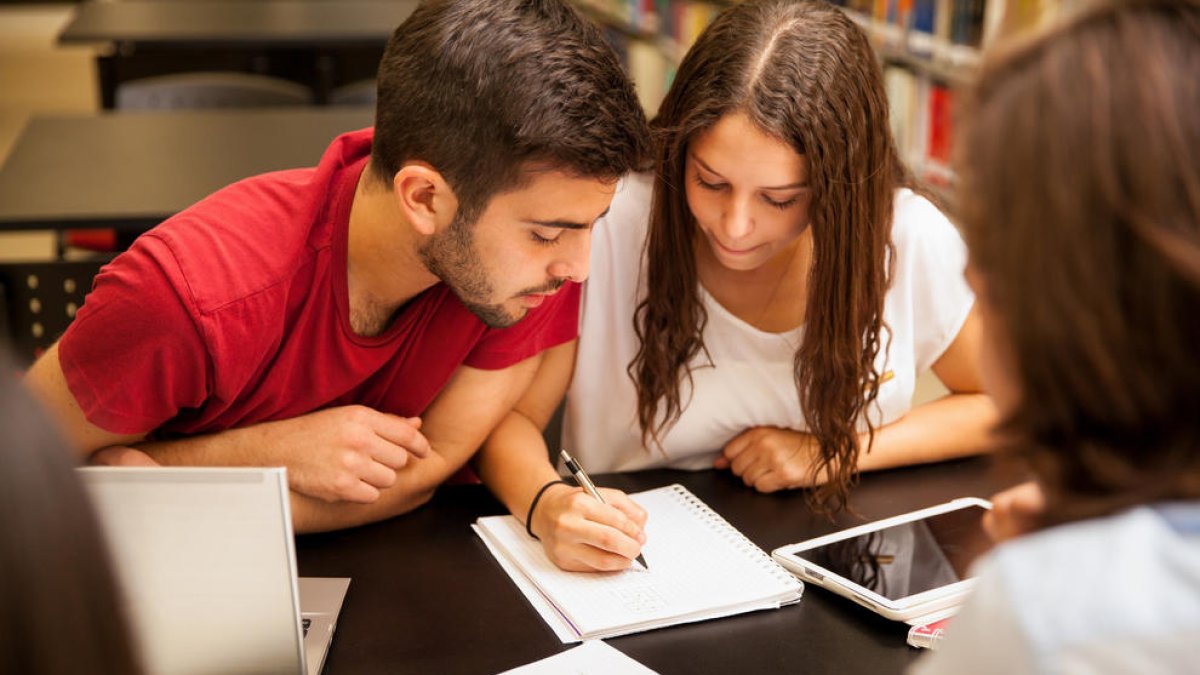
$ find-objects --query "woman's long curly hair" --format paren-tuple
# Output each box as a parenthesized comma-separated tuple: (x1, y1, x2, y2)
(630, 0, 906, 512)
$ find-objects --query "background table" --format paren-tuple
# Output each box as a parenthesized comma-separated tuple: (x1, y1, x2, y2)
(297, 457, 1016, 674)
(0, 108, 373, 233)
(59, 0, 418, 108)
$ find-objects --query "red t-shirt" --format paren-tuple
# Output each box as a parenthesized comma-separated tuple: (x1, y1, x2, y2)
(59, 129, 580, 438)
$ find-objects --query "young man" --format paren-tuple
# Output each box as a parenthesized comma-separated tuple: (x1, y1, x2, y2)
(23, 0, 650, 532)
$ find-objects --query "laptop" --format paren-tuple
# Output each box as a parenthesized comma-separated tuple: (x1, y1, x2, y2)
(78, 467, 350, 675)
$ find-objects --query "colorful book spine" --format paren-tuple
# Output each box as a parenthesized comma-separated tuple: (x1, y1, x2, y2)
(925, 82, 954, 180)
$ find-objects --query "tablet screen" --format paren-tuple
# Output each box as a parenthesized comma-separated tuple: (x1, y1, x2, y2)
(800, 505, 993, 602)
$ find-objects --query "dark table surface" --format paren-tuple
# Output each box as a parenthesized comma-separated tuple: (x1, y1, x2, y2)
(59, 0, 418, 48)
(296, 457, 1016, 674)
(0, 108, 373, 232)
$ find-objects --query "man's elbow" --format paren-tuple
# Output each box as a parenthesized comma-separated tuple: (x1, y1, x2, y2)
(290, 486, 437, 534)
(404, 486, 437, 513)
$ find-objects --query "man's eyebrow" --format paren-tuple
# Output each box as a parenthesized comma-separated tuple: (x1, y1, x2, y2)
(694, 156, 809, 190)
(525, 206, 611, 230)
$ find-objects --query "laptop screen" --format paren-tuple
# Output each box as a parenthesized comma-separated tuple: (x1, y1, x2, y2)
(79, 467, 308, 675)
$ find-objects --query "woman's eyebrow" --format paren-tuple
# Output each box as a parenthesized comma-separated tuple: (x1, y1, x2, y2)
(693, 156, 808, 190)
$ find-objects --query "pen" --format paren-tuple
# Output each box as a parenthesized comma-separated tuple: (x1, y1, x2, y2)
(560, 449, 649, 570)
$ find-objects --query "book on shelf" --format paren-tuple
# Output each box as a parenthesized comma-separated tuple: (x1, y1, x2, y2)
(473, 483, 804, 642)
(884, 63, 953, 187)
(832, 0, 1064, 70)
(627, 39, 671, 113)
(925, 82, 954, 184)
(579, 0, 721, 112)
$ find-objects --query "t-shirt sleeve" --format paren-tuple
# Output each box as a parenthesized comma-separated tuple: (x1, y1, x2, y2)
(57, 234, 210, 435)
(894, 192, 975, 374)
(464, 281, 581, 370)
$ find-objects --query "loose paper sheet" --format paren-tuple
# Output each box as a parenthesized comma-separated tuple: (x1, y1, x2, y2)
(496, 640, 659, 675)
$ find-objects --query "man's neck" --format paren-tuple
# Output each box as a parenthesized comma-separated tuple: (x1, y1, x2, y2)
(345, 167, 439, 336)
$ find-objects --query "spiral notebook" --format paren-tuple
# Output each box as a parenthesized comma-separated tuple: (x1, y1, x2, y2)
(473, 484, 804, 642)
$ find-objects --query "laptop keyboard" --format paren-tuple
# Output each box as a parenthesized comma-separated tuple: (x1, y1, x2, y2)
(302, 618, 311, 637)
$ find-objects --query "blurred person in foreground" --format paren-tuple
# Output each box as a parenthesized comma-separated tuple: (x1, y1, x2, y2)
(913, 1, 1200, 672)
(0, 349, 143, 674)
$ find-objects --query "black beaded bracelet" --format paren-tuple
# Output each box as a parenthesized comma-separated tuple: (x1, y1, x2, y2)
(525, 479, 570, 540)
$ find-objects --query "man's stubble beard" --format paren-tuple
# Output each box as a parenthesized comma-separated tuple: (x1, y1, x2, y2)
(418, 211, 519, 329)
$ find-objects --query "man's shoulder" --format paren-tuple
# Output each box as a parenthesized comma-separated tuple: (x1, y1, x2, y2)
(138, 130, 371, 315)
(144, 167, 336, 314)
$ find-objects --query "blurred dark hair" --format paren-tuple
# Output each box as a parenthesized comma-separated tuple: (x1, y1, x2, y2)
(630, 0, 905, 512)
(370, 0, 651, 220)
(0, 351, 143, 674)
(957, 0, 1200, 526)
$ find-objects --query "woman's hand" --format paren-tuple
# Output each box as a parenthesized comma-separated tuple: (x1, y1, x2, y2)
(984, 481, 1045, 543)
(715, 427, 830, 492)
(529, 484, 648, 572)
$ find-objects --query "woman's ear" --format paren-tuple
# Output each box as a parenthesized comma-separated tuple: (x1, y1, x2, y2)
(391, 163, 459, 236)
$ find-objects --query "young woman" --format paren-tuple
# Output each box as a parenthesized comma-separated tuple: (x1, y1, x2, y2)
(912, 0, 1200, 670)
(475, 0, 996, 572)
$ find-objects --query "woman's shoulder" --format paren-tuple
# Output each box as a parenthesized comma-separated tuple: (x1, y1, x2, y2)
(609, 171, 655, 220)
(619, 170, 656, 195)
(594, 171, 656, 254)
(889, 187, 959, 248)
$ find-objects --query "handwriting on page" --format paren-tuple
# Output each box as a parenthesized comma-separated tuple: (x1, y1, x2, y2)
(613, 586, 667, 614)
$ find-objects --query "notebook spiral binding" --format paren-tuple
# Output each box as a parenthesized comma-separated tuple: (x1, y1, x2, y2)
(670, 485, 799, 588)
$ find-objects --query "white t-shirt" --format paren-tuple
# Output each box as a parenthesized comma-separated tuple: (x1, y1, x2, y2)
(563, 172, 973, 473)
(909, 504, 1200, 675)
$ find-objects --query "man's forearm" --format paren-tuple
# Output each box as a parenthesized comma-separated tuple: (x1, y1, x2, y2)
(134, 417, 457, 532)
(290, 447, 465, 531)
(289, 483, 435, 533)
(132, 420, 296, 468)
(134, 422, 281, 467)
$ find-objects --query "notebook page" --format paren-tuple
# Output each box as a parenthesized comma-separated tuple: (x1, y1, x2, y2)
(471, 522, 578, 642)
(475, 484, 802, 639)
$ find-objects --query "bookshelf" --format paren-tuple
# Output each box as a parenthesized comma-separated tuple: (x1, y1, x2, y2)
(575, 0, 724, 113)
(574, 0, 1061, 202)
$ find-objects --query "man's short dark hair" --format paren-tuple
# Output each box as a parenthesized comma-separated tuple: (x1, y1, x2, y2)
(371, 0, 651, 219)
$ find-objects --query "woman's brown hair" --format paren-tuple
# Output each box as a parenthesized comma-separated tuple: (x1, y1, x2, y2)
(630, 0, 906, 511)
(957, 0, 1200, 527)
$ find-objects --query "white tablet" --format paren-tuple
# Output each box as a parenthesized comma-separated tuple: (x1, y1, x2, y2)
(771, 497, 994, 624)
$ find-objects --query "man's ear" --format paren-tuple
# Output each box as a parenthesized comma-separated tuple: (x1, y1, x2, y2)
(392, 163, 458, 236)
